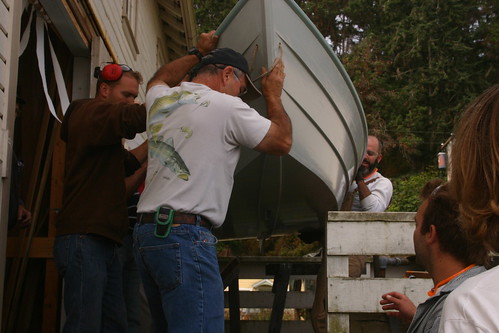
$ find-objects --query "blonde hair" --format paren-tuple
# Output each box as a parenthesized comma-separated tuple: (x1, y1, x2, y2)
(450, 83, 499, 253)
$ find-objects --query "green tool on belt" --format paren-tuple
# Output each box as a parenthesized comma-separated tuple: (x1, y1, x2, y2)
(154, 207, 175, 238)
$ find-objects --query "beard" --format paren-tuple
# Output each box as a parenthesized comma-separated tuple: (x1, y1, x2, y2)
(362, 159, 379, 176)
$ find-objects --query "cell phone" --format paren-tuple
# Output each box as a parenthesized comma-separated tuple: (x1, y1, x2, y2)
(154, 207, 174, 238)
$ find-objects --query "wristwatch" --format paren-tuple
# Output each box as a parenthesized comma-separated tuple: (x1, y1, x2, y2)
(188, 47, 203, 62)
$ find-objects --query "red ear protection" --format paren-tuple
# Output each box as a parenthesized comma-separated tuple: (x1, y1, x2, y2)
(101, 63, 123, 81)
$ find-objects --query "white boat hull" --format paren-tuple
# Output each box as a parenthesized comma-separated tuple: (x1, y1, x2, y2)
(214, 0, 367, 240)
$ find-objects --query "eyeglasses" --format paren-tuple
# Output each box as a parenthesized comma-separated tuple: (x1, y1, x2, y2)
(94, 63, 133, 81)
(232, 72, 248, 96)
(214, 65, 247, 97)
(366, 150, 379, 157)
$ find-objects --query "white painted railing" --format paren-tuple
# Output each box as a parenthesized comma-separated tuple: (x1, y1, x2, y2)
(326, 212, 433, 333)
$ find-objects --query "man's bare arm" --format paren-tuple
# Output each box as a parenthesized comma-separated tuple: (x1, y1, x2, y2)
(254, 58, 292, 155)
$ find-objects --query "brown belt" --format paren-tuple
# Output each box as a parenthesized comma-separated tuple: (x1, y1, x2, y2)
(138, 212, 212, 229)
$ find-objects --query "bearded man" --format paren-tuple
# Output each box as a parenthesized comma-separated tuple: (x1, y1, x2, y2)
(346, 135, 393, 212)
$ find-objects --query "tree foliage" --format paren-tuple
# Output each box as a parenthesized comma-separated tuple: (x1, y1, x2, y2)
(329, 0, 498, 169)
(387, 168, 446, 212)
(193, 0, 238, 33)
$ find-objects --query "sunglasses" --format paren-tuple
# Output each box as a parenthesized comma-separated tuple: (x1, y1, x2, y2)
(93, 63, 133, 82)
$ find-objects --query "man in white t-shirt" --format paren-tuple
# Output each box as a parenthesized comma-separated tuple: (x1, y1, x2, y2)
(134, 31, 292, 333)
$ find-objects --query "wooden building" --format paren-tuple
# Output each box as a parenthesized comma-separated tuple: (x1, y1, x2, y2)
(0, 0, 197, 331)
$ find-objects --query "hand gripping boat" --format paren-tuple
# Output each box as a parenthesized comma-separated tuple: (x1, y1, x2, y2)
(214, 0, 367, 240)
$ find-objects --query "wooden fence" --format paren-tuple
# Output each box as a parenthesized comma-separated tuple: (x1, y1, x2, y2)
(327, 212, 433, 333)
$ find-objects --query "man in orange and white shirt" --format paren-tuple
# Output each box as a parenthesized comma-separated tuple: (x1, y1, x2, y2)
(379, 181, 489, 333)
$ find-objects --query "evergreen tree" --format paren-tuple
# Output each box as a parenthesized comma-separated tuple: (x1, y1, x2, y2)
(338, 0, 498, 169)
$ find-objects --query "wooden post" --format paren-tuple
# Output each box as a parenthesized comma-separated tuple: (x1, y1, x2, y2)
(268, 264, 291, 333)
(43, 121, 65, 332)
(221, 257, 241, 333)
(327, 256, 349, 333)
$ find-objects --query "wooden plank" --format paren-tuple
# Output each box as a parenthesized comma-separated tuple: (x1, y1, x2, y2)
(0, 30, 7, 63)
(0, 89, 4, 117)
(38, 0, 89, 55)
(0, 1, 9, 38)
(65, 0, 95, 46)
(328, 211, 416, 222)
(224, 290, 315, 309)
(224, 320, 314, 333)
(327, 256, 349, 277)
(269, 265, 291, 333)
(219, 256, 323, 264)
(3, 79, 55, 332)
(0, 56, 5, 91)
(328, 314, 349, 333)
(159, 11, 184, 34)
(227, 279, 241, 333)
(266, 263, 320, 276)
(43, 60, 67, 333)
(179, 0, 197, 48)
(49, 122, 64, 236)
(327, 278, 433, 313)
(6, 237, 54, 258)
(219, 256, 321, 279)
(1, 0, 11, 11)
(327, 220, 416, 255)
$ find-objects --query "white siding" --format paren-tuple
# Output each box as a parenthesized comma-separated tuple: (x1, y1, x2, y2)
(0, 0, 23, 324)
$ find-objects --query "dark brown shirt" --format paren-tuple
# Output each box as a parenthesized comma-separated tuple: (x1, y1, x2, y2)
(57, 98, 146, 244)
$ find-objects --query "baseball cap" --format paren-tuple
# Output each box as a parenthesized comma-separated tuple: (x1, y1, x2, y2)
(192, 48, 261, 98)
(201, 48, 250, 74)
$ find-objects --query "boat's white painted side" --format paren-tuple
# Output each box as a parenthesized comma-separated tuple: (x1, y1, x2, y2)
(214, 0, 367, 240)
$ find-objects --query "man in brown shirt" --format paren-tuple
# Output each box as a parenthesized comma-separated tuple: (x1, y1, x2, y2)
(54, 63, 147, 333)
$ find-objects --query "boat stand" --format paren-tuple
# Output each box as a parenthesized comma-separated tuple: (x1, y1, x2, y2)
(221, 258, 320, 333)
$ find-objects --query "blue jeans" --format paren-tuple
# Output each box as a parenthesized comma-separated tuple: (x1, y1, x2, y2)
(133, 223, 224, 333)
(117, 233, 142, 333)
(53, 234, 128, 333)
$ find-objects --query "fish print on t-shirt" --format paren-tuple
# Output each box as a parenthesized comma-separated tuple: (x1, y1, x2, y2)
(147, 90, 200, 181)
(149, 136, 190, 181)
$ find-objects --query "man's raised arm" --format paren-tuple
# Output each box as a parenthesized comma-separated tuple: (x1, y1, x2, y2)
(254, 58, 292, 155)
(147, 31, 219, 91)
